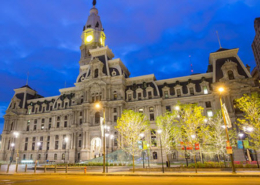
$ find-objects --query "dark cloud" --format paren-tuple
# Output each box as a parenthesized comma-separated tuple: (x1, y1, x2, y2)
(0, 0, 259, 133)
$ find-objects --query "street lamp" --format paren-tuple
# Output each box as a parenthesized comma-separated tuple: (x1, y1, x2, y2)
(110, 135, 114, 152)
(218, 86, 236, 173)
(10, 143, 15, 164)
(64, 137, 69, 163)
(140, 133, 145, 168)
(95, 101, 106, 173)
(13, 132, 19, 165)
(157, 129, 164, 173)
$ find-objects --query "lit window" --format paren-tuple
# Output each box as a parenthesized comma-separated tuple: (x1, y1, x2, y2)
(139, 108, 144, 114)
(189, 87, 194, 95)
(164, 91, 169, 98)
(203, 86, 208, 94)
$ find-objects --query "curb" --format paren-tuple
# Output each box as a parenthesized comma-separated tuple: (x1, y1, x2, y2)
(1, 173, 260, 177)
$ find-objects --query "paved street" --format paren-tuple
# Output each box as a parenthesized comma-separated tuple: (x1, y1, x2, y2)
(0, 175, 260, 185)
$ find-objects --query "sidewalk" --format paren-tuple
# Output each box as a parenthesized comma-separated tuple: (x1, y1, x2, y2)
(1, 171, 260, 177)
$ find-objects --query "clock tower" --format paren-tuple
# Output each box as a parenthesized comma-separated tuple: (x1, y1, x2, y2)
(79, 0, 106, 66)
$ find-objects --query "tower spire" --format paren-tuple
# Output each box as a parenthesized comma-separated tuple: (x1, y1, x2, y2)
(93, 0, 96, 6)
(216, 31, 222, 49)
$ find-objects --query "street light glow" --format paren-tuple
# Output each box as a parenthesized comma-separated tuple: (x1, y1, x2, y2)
(218, 87, 224, 93)
(64, 137, 69, 143)
(11, 143, 15, 147)
(238, 133, 244, 138)
(191, 134, 196, 139)
(175, 106, 180, 111)
(157, 129, 162, 134)
(105, 133, 109, 137)
(140, 133, 144, 138)
(95, 102, 101, 109)
(110, 135, 114, 139)
(37, 142, 41, 146)
(247, 127, 254, 132)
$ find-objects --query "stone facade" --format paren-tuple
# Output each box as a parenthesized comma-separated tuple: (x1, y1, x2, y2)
(252, 17, 260, 80)
(1, 3, 259, 164)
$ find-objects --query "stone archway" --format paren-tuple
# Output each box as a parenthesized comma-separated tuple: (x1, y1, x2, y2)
(91, 137, 102, 159)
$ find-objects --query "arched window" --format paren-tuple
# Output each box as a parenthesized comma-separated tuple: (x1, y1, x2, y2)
(38, 154, 41, 160)
(153, 152, 158, 159)
(228, 70, 235, 80)
(95, 112, 100, 124)
(30, 154, 33, 159)
(94, 69, 99, 78)
(62, 153, 65, 160)
(23, 154, 26, 160)
(54, 154, 57, 160)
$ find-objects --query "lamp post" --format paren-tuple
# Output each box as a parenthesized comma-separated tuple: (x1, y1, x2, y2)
(110, 135, 114, 153)
(157, 129, 164, 173)
(140, 133, 145, 168)
(105, 132, 110, 173)
(37, 142, 41, 164)
(147, 144, 150, 168)
(13, 132, 19, 165)
(10, 143, 15, 164)
(218, 87, 236, 173)
(191, 134, 197, 173)
(64, 137, 69, 164)
(95, 102, 106, 173)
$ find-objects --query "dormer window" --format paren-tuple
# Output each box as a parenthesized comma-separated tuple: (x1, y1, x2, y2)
(228, 70, 235, 80)
(164, 91, 169, 98)
(138, 93, 142, 100)
(189, 87, 194, 96)
(177, 89, 181, 97)
(128, 94, 132, 101)
(148, 91, 152, 99)
(94, 69, 99, 78)
(203, 86, 208, 94)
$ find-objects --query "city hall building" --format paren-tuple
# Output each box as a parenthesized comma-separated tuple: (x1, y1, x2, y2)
(1, 1, 259, 163)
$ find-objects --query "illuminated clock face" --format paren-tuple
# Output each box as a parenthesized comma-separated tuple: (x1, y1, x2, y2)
(86, 35, 93, 42)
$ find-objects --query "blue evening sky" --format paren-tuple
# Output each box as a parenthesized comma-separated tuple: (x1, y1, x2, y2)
(0, 0, 259, 133)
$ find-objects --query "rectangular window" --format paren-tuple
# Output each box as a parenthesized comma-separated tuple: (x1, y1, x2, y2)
(114, 115, 117, 122)
(166, 106, 171, 112)
(79, 140, 82, 148)
(80, 112, 83, 116)
(80, 119, 83, 125)
(65, 102, 68, 108)
(128, 94, 132, 101)
(40, 136, 43, 141)
(47, 136, 50, 141)
(55, 135, 59, 140)
(177, 89, 181, 97)
(205, 101, 211, 108)
(62, 143, 66, 150)
(48, 124, 51, 129)
(57, 122, 60, 128)
(114, 94, 117, 100)
(24, 143, 28, 151)
(139, 108, 144, 114)
(150, 114, 155, 121)
(64, 121, 67, 128)
(27, 121, 30, 131)
(41, 124, 44, 130)
(148, 91, 152, 99)
(114, 108, 117, 113)
(33, 125, 37, 130)
(42, 119, 45, 123)
(43, 107, 45, 112)
(114, 139, 118, 146)
(33, 137, 36, 142)
(32, 143, 35, 151)
(164, 91, 169, 98)
(189, 87, 194, 95)
(47, 142, 50, 150)
(49, 118, 52, 122)
(55, 141, 59, 150)
(25, 137, 28, 142)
